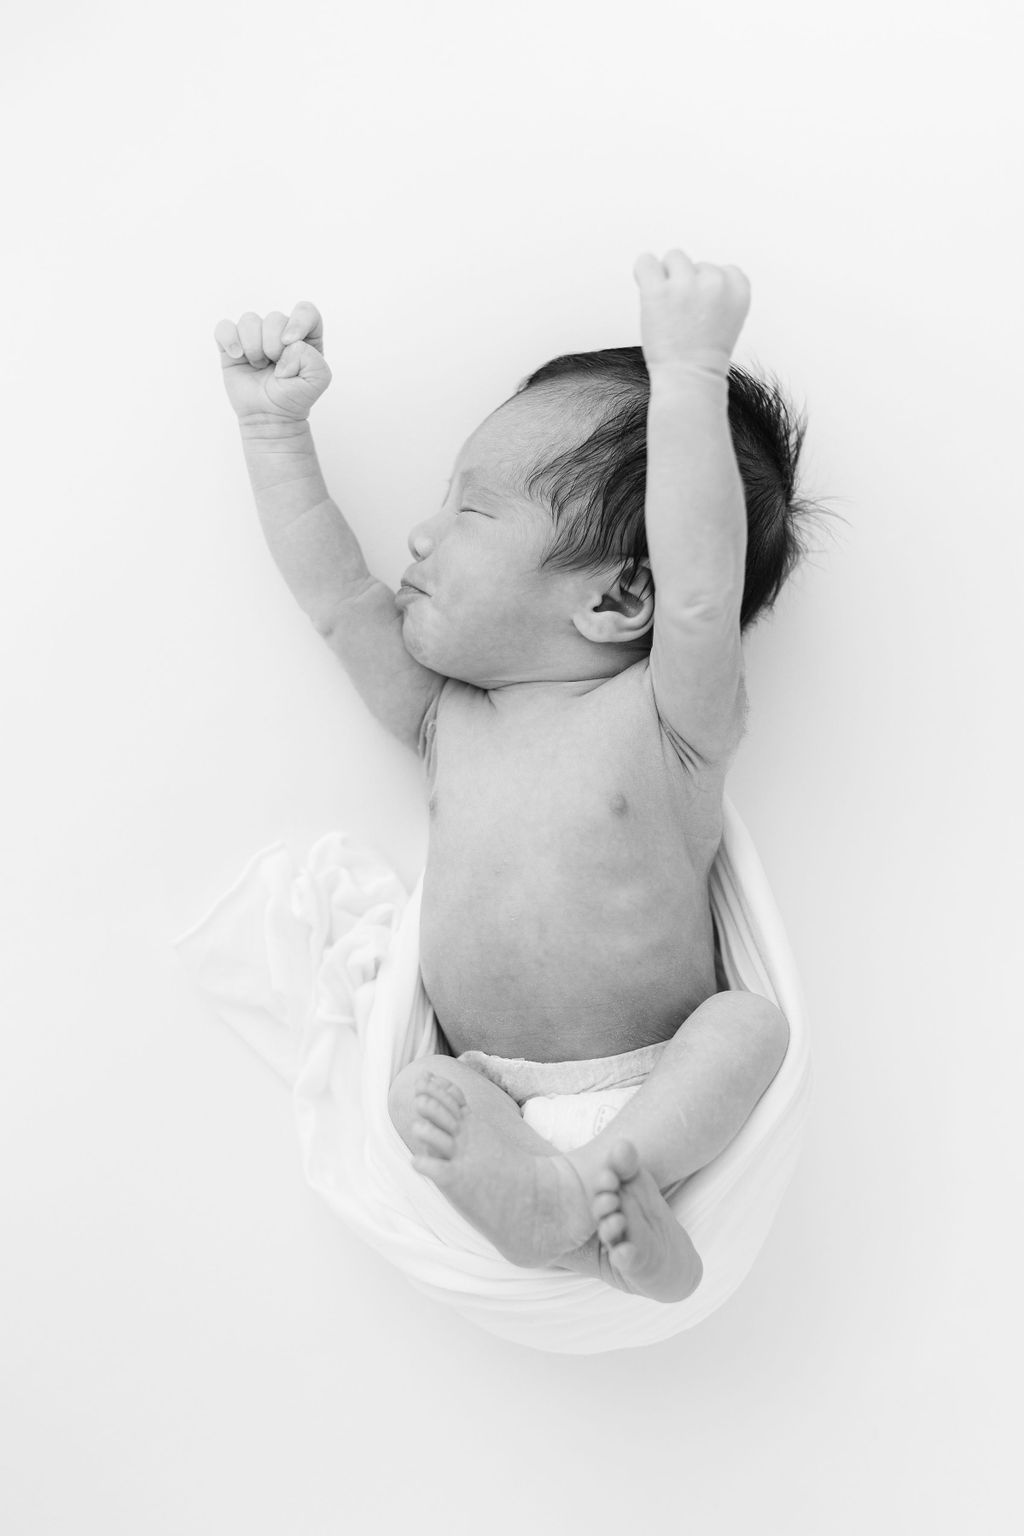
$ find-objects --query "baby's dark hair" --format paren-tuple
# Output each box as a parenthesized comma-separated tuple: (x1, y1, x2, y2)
(509, 346, 821, 634)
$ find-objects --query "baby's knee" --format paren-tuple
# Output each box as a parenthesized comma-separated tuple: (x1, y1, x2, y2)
(690, 989, 790, 1078)
(735, 992, 790, 1079)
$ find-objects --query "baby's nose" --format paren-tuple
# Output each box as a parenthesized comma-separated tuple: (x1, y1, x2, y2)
(407, 522, 436, 559)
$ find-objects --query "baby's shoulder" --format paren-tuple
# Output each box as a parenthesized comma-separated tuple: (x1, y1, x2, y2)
(576, 660, 674, 754)
(601, 659, 737, 781)
(588, 656, 664, 727)
(418, 676, 485, 767)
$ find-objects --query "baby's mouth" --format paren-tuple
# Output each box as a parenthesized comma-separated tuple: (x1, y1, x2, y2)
(396, 581, 427, 607)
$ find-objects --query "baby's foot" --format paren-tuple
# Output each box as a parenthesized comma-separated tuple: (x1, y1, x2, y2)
(409, 1074, 595, 1267)
(588, 1140, 702, 1303)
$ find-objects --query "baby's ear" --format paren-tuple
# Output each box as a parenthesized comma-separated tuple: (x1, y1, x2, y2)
(572, 560, 655, 645)
(616, 558, 654, 614)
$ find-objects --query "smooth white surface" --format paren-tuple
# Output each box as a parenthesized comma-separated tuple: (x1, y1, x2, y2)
(3, 0, 1019, 1530)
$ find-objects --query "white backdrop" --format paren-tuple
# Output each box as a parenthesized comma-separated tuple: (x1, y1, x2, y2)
(3, 1, 1020, 1531)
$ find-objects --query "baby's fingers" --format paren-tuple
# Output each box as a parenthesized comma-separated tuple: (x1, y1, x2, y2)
(662, 248, 697, 281)
(274, 338, 332, 388)
(281, 300, 324, 350)
(236, 311, 268, 368)
(721, 264, 752, 302)
(261, 311, 289, 363)
(213, 317, 244, 361)
(633, 252, 668, 289)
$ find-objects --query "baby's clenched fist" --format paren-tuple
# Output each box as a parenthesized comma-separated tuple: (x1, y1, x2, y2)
(634, 251, 750, 374)
(214, 301, 331, 424)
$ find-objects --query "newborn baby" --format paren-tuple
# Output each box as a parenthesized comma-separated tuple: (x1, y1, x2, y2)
(214, 250, 811, 1303)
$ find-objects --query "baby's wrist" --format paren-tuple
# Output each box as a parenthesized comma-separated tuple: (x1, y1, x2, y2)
(238, 415, 313, 441)
(646, 350, 733, 383)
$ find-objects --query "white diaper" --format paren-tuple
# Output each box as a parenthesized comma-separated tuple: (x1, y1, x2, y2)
(518, 1086, 643, 1151)
(456, 1040, 669, 1153)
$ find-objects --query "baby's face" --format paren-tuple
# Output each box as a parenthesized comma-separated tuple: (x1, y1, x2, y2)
(398, 389, 601, 687)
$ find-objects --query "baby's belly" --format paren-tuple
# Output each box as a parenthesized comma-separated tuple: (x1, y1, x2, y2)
(419, 837, 719, 1062)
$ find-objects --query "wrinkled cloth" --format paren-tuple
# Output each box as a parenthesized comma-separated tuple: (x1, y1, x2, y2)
(172, 794, 811, 1353)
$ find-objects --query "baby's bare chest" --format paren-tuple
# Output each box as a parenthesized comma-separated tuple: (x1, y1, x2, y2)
(418, 681, 724, 1055)
(432, 708, 637, 841)
(426, 681, 720, 858)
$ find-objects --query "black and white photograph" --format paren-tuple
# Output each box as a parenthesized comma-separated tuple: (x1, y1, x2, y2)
(3, 1, 1019, 1530)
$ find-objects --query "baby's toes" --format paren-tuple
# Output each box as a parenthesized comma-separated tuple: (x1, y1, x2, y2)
(607, 1139, 640, 1182)
(598, 1211, 628, 1247)
(592, 1190, 621, 1220)
(414, 1088, 459, 1135)
(424, 1073, 468, 1113)
(593, 1164, 622, 1197)
(412, 1117, 455, 1159)
(608, 1240, 637, 1271)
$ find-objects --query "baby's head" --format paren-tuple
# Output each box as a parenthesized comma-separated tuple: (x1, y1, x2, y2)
(399, 348, 819, 688)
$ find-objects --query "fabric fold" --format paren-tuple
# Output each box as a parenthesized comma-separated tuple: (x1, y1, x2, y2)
(172, 797, 811, 1353)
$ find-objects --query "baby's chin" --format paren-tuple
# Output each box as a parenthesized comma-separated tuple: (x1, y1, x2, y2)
(399, 615, 457, 677)
(399, 618, 508, 690)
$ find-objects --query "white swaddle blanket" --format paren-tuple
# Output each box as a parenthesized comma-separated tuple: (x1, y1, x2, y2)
(172, 793, 811, 1354)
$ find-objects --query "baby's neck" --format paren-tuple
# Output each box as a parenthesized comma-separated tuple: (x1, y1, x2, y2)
(468, 643, 644, 708)
(482, 674, 615, 715)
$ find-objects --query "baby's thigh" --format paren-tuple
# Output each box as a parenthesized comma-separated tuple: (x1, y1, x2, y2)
(387, 1055, 552, 1152)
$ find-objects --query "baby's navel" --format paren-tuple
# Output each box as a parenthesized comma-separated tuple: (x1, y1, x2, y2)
(609, 792, 629, 817)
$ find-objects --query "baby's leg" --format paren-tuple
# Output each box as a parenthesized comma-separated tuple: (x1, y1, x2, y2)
(390, 1058, 704, 1300)
(387, 989, 786, 1302)
(571, 990, 788, 1193)
(558, 990, 789, 1298)
(387, 1056, 597, 1268)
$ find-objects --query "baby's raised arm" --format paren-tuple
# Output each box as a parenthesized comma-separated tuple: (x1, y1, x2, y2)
(636, 253, 752, 768)
(213, 303, 444, 750)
